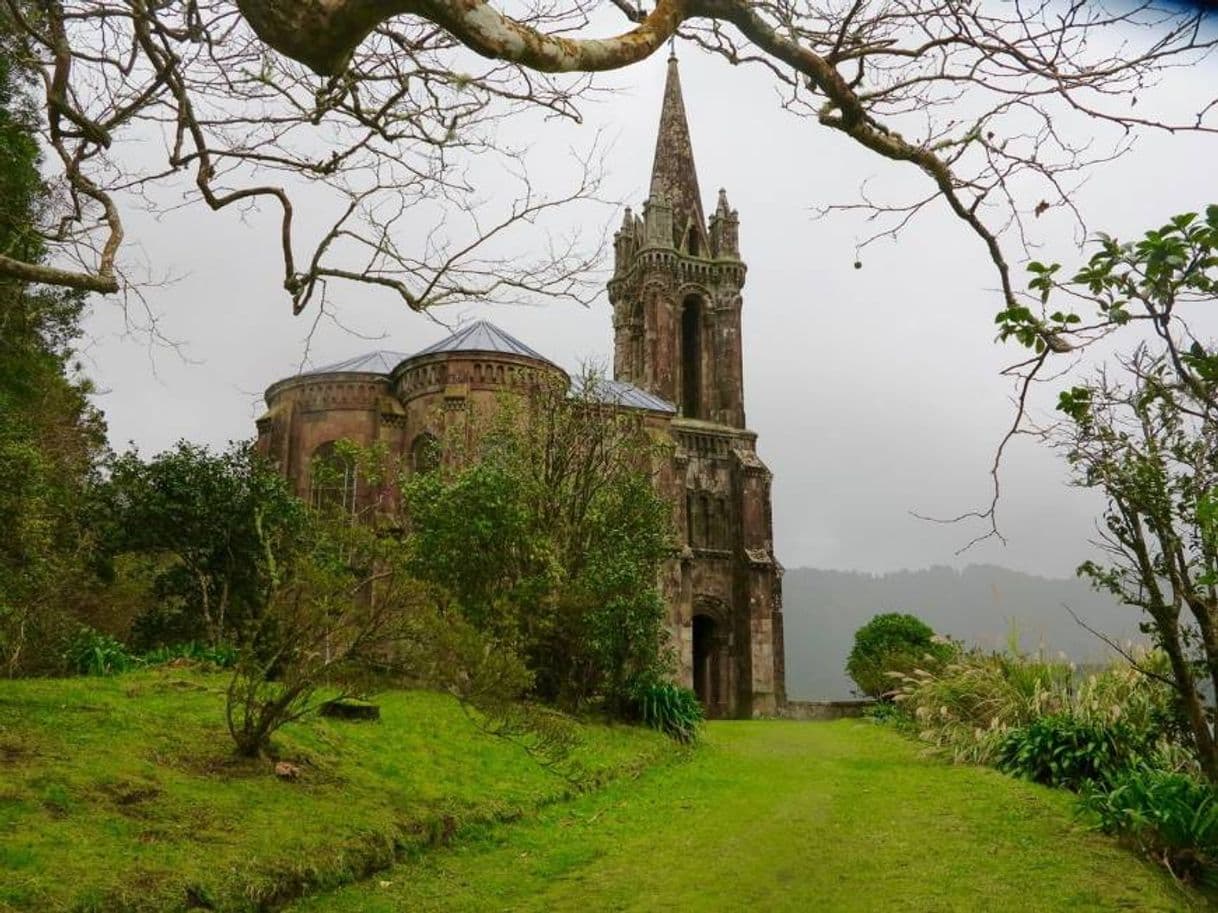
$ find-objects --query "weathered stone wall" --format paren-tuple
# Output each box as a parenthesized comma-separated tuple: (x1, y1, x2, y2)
(778, 700, 875, 722)
(256, 373, 405, 502)
(392, 351, 564, 470)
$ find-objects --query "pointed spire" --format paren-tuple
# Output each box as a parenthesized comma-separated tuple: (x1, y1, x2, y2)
(649, 54, 704, 249)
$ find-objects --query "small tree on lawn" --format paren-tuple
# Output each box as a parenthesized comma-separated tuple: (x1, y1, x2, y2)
(225, 440, 537, 759)
(225, 504, 425, 757)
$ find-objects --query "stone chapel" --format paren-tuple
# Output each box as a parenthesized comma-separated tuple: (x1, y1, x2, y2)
(256, 55, 785, 717)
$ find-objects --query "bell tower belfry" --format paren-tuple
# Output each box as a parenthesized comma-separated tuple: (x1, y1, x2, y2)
(609, 53, 747, 429)
(607, 54, 785, 718)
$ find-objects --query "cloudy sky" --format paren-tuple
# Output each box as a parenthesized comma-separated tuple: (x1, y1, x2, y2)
(81, 28, 1218, 579)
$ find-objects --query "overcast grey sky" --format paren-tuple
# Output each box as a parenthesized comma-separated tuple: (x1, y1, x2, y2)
(81, 39, 1218, 578)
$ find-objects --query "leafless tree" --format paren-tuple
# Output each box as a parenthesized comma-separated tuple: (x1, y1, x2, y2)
(1, 0, 1214, 329)
(1, 0, 610, 315)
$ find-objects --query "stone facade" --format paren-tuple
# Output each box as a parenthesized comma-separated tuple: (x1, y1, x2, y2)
(256, 57, 784, 717)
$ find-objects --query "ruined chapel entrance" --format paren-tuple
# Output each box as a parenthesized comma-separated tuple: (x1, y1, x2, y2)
(692, 613, 730, 718)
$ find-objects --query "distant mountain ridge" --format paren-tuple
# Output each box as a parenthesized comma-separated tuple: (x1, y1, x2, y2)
(782, 564, 1145, 700)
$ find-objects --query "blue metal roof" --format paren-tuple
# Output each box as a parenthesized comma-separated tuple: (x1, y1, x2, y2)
(573, 377, 676, 413)
(302, 350, 410, 376)
(410, 320, 552, 363)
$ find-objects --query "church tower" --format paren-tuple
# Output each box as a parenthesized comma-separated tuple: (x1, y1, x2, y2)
(609, 55, 785, 718)
(609, 53, 747, 429)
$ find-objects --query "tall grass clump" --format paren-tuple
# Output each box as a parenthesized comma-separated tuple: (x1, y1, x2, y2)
(630, 680, 703, 744)
(890, 641, 1182, 769)
(889, 642, 1073, 764)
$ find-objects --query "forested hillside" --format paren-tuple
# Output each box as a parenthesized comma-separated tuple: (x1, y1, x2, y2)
(783, 565, 1144, 699)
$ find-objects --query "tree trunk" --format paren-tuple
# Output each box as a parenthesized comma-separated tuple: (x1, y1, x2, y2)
(1160, 615, 1218, 782)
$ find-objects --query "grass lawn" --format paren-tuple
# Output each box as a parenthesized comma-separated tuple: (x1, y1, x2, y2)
(0, 668, 670, 912)
(290, 720, 1205, 913)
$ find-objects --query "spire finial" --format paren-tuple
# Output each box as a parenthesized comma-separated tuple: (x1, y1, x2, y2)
(668, 36, 677, 61)
(649, 45, 704, 247)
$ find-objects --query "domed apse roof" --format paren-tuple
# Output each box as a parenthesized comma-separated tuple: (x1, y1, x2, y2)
(301, 350, 411, 376)
(408, 319, 552, 363)
(572, 376, 676, 414)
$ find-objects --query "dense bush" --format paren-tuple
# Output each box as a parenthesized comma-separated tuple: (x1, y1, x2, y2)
(1081, 766, 1218, 884)
(0, 46, 108, 676)
(630, 680, 703, 744)
(96, 441, 307, 649)
(403, 372, 675, 716)
(997, 714, 1147, 791)
(63, 631, 240, 676)
(846, 612, 955, 699)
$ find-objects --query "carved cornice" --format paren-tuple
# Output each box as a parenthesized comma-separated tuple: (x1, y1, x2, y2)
(267, 376, 388, 412)
(608, 245, 746, 302)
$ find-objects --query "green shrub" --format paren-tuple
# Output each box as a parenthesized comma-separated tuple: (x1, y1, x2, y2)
(846, 612, 954, 699)
(631, 681, 702, 744)
(997, 714, 1147, 791)
(865, 699, 917, 733)
(1081, 766, 1218, 884)
(141, 641, 238, 669)
(64, 627, 136, 676)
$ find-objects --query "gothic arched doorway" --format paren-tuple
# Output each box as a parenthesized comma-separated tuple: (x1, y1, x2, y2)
(692, 612, 730, 718)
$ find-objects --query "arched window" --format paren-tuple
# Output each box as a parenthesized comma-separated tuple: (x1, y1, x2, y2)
(687, 227, 701, 257)
(411, 432, 440, 475)
(310, 441, 357, 513)
(681, 295, 703, 419)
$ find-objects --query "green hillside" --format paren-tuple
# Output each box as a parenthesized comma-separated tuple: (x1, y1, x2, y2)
(0, 669, 670, 912)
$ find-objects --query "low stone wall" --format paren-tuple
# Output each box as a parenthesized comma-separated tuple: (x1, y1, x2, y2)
(776, 699, 875, 722)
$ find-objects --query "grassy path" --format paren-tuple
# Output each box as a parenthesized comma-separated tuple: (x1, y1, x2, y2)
(291, 720, 1199, 913)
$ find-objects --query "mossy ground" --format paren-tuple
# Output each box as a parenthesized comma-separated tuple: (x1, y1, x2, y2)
(0, 668, 670, 912)
(292, 720, 1205, 913)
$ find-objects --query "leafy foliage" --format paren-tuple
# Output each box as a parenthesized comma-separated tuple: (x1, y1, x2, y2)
(63, 626, 136, 676)
(630, 680, 703, 744)
(0, 30, 108, 675)
(403, 371, 675, 716)
(845, 612, 955, 698)
(141, 641, 238, 669)
(97, 441, 307, 648)
(997, 714, 1148, 792)
(1081, 766, 1218, 884)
